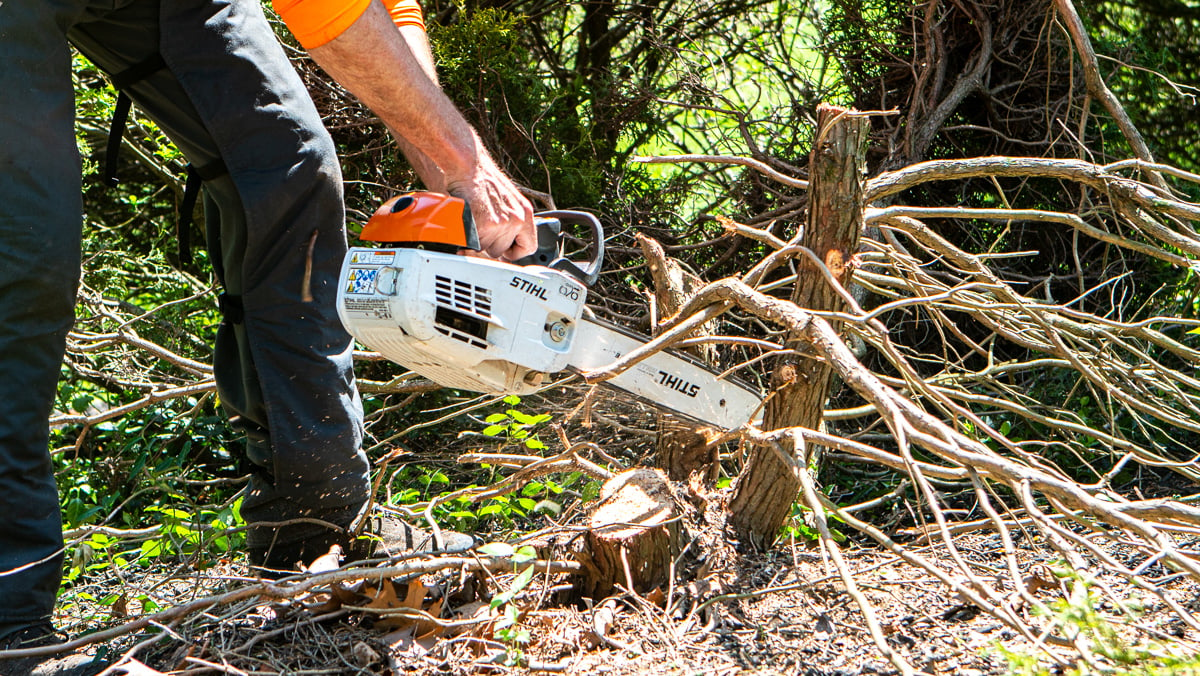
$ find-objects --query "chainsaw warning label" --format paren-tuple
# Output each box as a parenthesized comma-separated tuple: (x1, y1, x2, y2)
(345, 268, 379, 294)
(343, 296, 391, 319)
(348, 250, 396, 266)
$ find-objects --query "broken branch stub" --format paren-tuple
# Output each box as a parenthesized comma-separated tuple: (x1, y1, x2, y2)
(636, 232, 722, 482)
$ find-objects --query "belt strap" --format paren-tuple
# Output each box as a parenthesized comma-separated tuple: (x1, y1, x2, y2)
(103, 54, 168, 187)
(178, 159, 229, 264)
(103, 93, 133, 188)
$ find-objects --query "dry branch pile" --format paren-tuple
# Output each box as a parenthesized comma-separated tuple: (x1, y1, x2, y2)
(624, 103, 1200, 672)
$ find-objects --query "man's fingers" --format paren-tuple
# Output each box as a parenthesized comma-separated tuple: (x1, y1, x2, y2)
(479, 201, 535, 260)
(502, 224, 538, 261)
(484, 227, 532, 260)
(447, 169, 535, 259)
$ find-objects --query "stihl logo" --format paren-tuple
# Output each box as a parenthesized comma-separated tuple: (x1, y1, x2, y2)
(657, 370, 700, 398)
(510, 276, 548, 300)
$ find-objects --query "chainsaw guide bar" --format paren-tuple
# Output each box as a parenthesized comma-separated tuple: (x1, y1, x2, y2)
(568, 314, 761, 429)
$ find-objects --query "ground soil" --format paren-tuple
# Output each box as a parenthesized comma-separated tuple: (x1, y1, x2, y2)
(46, 521, 1199, 676)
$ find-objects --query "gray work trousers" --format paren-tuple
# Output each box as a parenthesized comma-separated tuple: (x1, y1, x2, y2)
(0, 0, 369, 629)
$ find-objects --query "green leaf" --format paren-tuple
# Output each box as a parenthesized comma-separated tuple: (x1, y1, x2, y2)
(503, 395, 521, 405)
(478, 504, 504, 517)
(512, 546, 538, 565)
(517, 497, 537, 511)
(509, 563, 536, 595)
(149, 507, 191, 521)
(493, 563, 537, 609)
(482, 424, 507, 437)
(71, 394, 94, 413)
(478, 542, 516, 558)
(484, 413, 510, 423)
(508, 409, 532, 424)
(524, 438, 546, 450)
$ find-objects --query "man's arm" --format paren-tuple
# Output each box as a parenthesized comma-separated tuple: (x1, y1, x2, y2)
(280, 0, 534, 260)
(387, 23, 446, 194)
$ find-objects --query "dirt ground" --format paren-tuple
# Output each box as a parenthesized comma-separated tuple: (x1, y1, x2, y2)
(45, 522, 1199, 676)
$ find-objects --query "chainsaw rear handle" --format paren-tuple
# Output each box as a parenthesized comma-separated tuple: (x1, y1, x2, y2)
(514, 210, 605, 287)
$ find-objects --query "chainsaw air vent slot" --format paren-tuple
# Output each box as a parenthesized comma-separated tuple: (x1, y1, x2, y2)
(434, 306, 488, 349)
(435, 275, 492, 318)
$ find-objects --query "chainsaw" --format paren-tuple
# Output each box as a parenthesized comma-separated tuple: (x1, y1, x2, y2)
(335, 192, 761, 429)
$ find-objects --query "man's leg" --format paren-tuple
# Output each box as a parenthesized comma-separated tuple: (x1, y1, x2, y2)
(69, 0, 370, 568)
(0, 0, 87, 638)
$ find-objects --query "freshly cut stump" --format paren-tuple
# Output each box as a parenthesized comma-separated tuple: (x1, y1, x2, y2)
(576, 468, 683, 599)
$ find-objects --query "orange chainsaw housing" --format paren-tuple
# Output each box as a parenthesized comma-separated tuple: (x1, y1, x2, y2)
(358, 192, 480, 251)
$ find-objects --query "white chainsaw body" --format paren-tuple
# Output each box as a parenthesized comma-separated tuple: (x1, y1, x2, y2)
(337, 197, 763, 429)
(337, 247, 589, 395)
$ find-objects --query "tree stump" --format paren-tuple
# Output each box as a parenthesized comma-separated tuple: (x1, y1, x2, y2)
(575, 468, 683, 600)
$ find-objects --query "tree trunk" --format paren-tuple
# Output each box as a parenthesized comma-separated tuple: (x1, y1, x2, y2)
(728, 103, 869, 549)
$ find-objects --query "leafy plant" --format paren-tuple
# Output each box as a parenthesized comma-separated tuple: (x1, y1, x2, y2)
(479, 395, 552, 451)
(784, 503, 847, 543)
(478, 542, 539, 664)
(999, 571, 1200, 676)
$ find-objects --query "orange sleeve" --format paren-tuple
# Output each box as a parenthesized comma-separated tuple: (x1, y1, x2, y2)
(385, 0, 426, 30)
(274, 0, 426, 50)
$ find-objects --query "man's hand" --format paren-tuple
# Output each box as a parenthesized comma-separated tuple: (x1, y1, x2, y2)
(448, 160, 535, 260)
(305, 1, 536, 260)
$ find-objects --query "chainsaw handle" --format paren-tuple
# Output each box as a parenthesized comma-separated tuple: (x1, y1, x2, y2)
(514, 210, 605, 287)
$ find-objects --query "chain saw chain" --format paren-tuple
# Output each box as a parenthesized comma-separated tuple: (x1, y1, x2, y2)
(336, 192, 761, 429)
